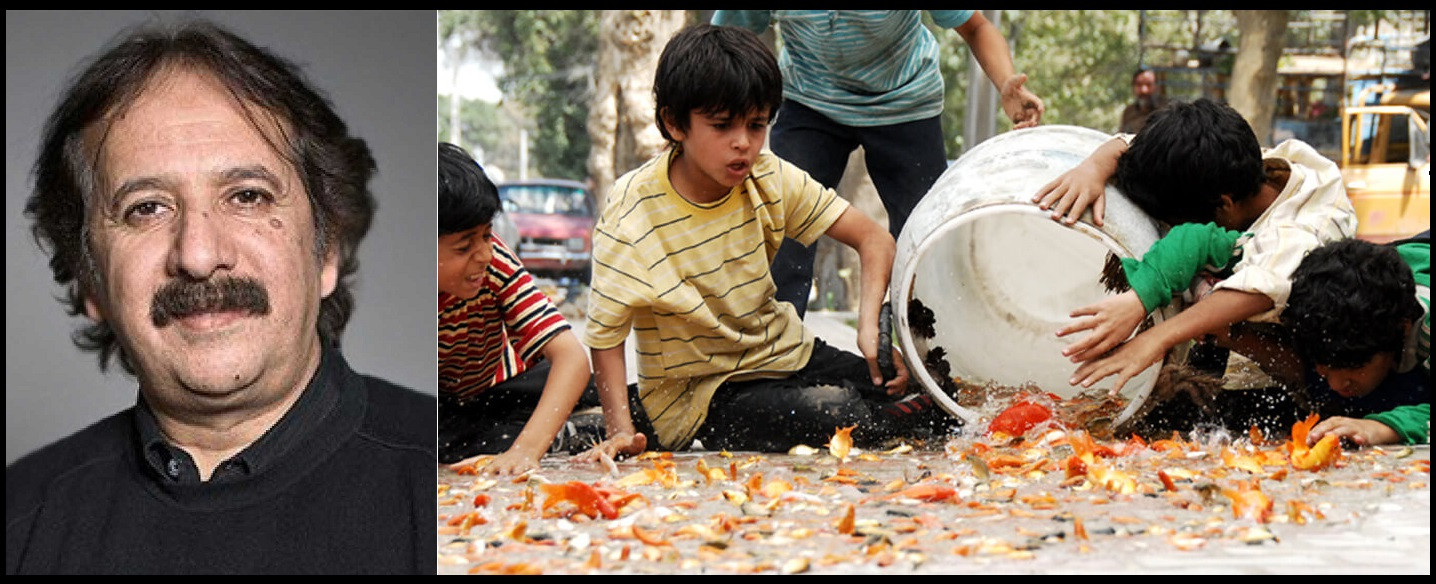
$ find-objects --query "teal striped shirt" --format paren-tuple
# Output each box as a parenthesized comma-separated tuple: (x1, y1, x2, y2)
(713, 10, 974, 127)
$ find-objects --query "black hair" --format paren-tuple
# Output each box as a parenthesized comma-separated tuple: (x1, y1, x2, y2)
(437, 142, 500, 236)
(1113, 98, 1264, 226)
(26, 19, 377, 373)
(1284, 238, 1423, 369)
(654, 24, 783, 145)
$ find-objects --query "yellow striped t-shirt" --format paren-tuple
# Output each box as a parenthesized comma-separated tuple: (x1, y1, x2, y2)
(584, 149, 850, 449)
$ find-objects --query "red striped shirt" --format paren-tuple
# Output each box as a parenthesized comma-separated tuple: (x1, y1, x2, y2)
(438, 237, 569, 399)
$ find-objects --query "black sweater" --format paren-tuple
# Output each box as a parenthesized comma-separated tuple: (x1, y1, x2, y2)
(6, 349, 437, 574)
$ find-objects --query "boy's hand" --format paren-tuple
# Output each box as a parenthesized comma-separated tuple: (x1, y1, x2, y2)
(858, 323, 910, 395)
(1058, 290, 1146, 363)
(1069, 331, 1166, 396)
(1309, 416, 1399, 447)
(485, 447, 542, 477)
(1000, 73, 1045, 129)
(1032, 161, 1109, 226)
(577, 431, 648, 463)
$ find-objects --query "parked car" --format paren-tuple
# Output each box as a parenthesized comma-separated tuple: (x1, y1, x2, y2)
(491, 209, 521, 256)
(496, 179, 597, 280)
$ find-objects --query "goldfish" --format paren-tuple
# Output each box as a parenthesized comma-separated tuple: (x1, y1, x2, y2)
(828, 425, 856, 461)
(1289, 413, 1342, 471)
(1220, 480, 1273, 523)
(539, 481, 619, 520)
(987, 394, 1057, 438)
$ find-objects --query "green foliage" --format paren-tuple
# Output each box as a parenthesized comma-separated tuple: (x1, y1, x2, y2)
(441, 10, 599, 181)
(934, 11, 1142, 158)
(441, 10, 1416, 178)
(436, 96, 520, 180)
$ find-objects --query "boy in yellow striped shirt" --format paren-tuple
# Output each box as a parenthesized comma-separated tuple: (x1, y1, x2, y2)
(581, 24, 939, 458)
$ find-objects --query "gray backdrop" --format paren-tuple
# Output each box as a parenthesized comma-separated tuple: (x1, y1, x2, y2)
(6, 11, 439, 465)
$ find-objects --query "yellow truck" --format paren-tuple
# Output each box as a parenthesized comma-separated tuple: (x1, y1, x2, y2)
(1339, 83, 1430, 242)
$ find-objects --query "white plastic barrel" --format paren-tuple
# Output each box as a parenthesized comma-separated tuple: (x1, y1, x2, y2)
(891, 125, 1171, 429)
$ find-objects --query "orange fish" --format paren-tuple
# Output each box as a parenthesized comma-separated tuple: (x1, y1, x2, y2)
(835, 503, 856, 535)
(1289, 413, 1341, 471)
(987, 398, 1054, 438)
(828, 425, 856, 461)
(1220, 480, 1273, 523)
(872, 482, 960, 504)
(539, 480, 619, 520)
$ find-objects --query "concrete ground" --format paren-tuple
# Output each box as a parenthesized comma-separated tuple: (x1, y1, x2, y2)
(438, 309, 1430, 575)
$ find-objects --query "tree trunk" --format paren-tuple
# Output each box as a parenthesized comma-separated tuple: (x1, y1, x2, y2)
(1229, 10, 1290, 146)
(587, 10, 685, 210)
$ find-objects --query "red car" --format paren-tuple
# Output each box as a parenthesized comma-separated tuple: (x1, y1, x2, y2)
(496, 179, 597, 280)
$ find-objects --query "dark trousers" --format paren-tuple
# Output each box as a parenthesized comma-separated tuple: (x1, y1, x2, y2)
(629, 339, 927, 452)
(768, 99, 948, 316)
(438, 360, 600, 463)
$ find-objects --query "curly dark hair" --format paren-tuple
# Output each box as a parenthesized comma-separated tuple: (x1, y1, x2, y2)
(1284, 238, 1423, 369)
(25, 20, 377, 373)
(654, 24, 783, 145)
(1114, 98, 1264, 226)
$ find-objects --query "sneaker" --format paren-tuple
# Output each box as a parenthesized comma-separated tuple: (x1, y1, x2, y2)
(550, 409, 606, 455)
(882, 393, 963, 437)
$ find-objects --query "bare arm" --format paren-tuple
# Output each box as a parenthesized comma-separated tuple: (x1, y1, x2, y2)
(486, 331, 590, 475)
(1071, 289, 1273, 395)
(822, 207, 909, 392)
(1309, 417, 1400, 447)
(577, 343, 647, 461)
(1032, 136, 1127, 226)
(955, 12, 1044, 128)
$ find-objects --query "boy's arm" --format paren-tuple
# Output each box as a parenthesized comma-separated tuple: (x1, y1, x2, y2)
(1070, 288, 1273, 395)
(1032, 136, 1127, 226)
(954, 12, 1044, 129)
(1310, 415, 1403, 447)
(1123, 223, 1244, 313)
(486, 331, 590, 475)
(1358, 404, 1431, 446)
(577, 343, 647, 462)
(1059, 223, 1242, 363)
(822, 207, 909, 392)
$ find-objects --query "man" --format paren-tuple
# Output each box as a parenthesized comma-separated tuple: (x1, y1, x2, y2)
(6, 15, 436, 574)
(1119, 68, 1167, 134)
(711, 10, 1044, 317)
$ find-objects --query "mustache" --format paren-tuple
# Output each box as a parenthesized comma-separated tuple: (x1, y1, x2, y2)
(150, 277, 271, 327)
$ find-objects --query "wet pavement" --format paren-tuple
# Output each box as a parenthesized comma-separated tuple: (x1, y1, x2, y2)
(437, 438, 1427, 575)
(438, 306, 1429, 575)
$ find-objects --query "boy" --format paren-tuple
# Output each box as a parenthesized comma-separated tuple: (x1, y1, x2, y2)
(1033, 98, 1357, 396)
(436, 142, 597, 474)
(581, 24, 931, 459)
(1284, 236, 1430, 446)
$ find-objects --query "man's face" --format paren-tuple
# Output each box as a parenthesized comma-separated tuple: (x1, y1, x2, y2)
(1133, 71, 1157, 106)
(1314, 351, 1398, 399)
(83, 68, 338, 412)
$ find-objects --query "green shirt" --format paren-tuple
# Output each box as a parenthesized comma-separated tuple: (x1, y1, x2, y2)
(1369, 239, 1430, 444)
(712, 10, 974, 126)
(1120, 222, 1243, 313)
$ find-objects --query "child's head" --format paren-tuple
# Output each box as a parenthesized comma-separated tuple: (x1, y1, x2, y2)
(1114, 98, 1265, 226)
(1284, 238, 1422, 398)
(437, 142, 501, 298)
(653, 24, 782, 146)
